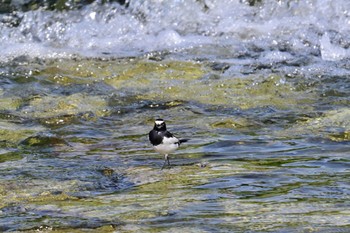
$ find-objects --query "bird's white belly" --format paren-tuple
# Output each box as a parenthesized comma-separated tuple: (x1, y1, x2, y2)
(153, 143, 179, 155)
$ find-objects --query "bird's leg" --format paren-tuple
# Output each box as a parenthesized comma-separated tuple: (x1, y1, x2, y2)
(161, 154, 170, 170)
(166, 154, 170, 166)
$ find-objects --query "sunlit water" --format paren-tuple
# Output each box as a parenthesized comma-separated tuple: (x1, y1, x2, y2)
(1, 0, 350, 232)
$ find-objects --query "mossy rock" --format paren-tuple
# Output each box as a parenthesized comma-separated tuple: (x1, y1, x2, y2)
(21, 93, 109, 119)
(277, 108, 350, 141)
(0, 122, 44, 146)
(0, 98, 22, 111)
(20, 135, 68, 147)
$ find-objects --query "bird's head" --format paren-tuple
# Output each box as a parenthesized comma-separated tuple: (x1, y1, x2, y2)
(154, 119, 166, 131)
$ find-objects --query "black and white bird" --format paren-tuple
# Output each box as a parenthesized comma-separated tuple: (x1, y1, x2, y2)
(149, 119, 188, 169)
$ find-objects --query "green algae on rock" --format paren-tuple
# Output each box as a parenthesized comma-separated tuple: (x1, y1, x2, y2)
(105, 60, 206, 90)
(20, 134, 69, 147)
(0, 122, 45, 146)
(277, 108, 350, 141)
(0, 151, 23, 163)
(0, 98, 22, 111)
(99, 60, 317, 111)
(20, 93, 109, 119)
(209, 117, 259, 129)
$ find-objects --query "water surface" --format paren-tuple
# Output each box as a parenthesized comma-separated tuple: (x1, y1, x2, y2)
(1, 0, 350, 232)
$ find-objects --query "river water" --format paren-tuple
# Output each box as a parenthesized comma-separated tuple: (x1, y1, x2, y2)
(1, 0, 350, 232)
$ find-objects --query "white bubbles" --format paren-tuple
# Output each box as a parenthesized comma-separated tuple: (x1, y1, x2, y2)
(262, 51, 294, 63)
(1, 0, 350, 63)
(320, 33, 350, 61)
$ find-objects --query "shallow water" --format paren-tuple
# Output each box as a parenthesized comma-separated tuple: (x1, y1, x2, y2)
(1, 0, 350, 232)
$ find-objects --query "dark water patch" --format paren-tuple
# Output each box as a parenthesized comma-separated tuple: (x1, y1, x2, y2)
(201, 136, 321, 156)
(0, 111, 28, 123)
(49, 81, 116, 97)
(139, 100, 187, 110)
(210, 62, 231, 72)
(196, 172, 283, 189)
(109, 98, 189, 115)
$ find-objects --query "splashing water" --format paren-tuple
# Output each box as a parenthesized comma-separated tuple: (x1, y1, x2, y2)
(1, 0, 350, 62)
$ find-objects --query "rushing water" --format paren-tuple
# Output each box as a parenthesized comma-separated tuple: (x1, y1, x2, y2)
(1, 0, 350, 232)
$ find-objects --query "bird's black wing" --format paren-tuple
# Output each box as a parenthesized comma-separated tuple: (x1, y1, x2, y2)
(164, 131, 174, 138)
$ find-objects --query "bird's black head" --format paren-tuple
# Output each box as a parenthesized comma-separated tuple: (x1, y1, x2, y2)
(153, 118, 166, 131)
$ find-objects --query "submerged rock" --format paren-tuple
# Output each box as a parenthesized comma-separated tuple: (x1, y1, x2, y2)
(277, 108, 350, 141)
(0, 98, 22, 111)
(20, 93, 109, 119)
(0, 122, 44, 147)
(0, 151, 23, 163)
(20, 134, 69, 147)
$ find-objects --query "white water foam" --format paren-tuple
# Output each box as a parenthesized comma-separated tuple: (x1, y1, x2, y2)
(1, 0, 350, 63)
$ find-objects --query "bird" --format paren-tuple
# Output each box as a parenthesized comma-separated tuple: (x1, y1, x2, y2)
(149, 119, 188, 169)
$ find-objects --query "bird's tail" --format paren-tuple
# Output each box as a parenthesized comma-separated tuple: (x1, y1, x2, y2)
(179, 139, 189, 144)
